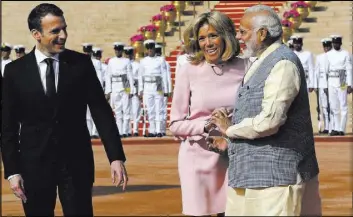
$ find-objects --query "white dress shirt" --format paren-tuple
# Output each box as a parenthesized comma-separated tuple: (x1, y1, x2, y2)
(7, 48, 60, 181)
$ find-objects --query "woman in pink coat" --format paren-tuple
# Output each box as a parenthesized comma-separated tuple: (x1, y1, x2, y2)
(169, 11, 246, 216)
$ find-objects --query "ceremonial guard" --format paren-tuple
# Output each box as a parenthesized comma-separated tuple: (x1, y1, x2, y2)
(105, 42, 134, 137)
(314, 38, 333, 134)
(1, 43, 13, 76)
(82, 42, 93, 56)
(138, 40, 168, 137)
(155, 44, 172, 136)
(124, 46, 141, 136)
(86, 47, 106, 138)
(291, 35, 315, 91)
(14, 45, 26, 59)
(326, 35, 352, 136)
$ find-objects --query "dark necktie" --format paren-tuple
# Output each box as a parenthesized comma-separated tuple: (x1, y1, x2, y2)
(44, 58, 56, 98)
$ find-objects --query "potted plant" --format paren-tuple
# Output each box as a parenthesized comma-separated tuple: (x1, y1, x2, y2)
(160, 4, 177, 31)
(130, 34, 144, 58)
(283, 10, 302, 29)
(151, 14, 167, 38)
(281, 20, 293, 42)
(291, 1, 310, 19)
(171, 1, 186, 16)
(139, 24, 158, 40)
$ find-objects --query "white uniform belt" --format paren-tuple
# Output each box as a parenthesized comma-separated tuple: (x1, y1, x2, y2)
(329, 70, 345, 78)
(143, 76, 160, 83)
(111, 74, 126, 82)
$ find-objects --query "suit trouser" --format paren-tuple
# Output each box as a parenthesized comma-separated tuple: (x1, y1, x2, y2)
(144, 92, 163, 134)
(328, 85, 348, 132)
(225, 183, 305, 216)
(131, 95, 142, 134)
(111, 90, 131, 135)
(318, 88, 330, 131)
(22, 160, 93, 216)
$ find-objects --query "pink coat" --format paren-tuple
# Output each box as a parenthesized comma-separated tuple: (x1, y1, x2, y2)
(169, 57, 246, 215)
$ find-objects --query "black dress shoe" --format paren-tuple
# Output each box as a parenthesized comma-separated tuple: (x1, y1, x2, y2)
(127, 133, 132, 137)
(157, 133, 163, 137)
(148, 133, 156, 137)
(339, 131, 345, 136)
(144, 134, 148, 137)
(321, 130, 329, 134)
(92, 135, 99, 139)
(329, 130, 339, 136)
(122, 134, 127, 138)
(162, 133, 166, 137)
(133, 133, 139, 137)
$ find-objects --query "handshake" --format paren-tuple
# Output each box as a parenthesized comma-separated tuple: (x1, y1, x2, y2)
(205, 108, 233, 155)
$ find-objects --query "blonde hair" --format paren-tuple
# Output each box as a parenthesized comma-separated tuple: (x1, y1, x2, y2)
(183, 11, 240, 65)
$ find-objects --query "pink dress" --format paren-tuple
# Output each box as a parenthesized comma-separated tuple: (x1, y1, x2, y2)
(169, 58, 246, 216)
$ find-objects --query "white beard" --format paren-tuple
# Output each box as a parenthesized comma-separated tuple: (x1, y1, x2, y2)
(239, 36, 258, 58)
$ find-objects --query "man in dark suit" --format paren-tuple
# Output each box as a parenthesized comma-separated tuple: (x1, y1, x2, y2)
(1, 3, 128, 216)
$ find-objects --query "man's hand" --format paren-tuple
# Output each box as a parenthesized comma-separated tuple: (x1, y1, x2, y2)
(210, 110, 232, 136)
(110, 160, 128, 191)
(9, 175, 27, 203)
(347, 86, 352, 94)
(206, 136, 229, 155)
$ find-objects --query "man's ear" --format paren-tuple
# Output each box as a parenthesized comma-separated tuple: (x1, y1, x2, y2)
(257, 28, 268, 42)
(31, 29, 41, 42)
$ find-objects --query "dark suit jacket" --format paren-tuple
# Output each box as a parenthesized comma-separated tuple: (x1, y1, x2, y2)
(1, 48, 126, 185)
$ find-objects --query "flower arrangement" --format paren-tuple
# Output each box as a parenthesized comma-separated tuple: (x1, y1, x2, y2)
(151, 14, 167, 22)
(140, 24, 159, 32)
(160, 4, 176, 12)
(281, 20, 293, 28)
(283, 9, 300, 18)
(130, 34, 144, 43)
(291, 1, 310, 8)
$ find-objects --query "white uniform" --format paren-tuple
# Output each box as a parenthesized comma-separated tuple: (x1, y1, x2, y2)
(314, 52, 331, 132)
(105, 56, 134, 135)
(326, 49, 352, 133)
(130, 60, 142, 135)
(87, 58, 105, 137)
(161, 61, 172, 135)
(294, 50, 315, 88)
(138, 56, 168, 135)
(1, 59, 12, 76)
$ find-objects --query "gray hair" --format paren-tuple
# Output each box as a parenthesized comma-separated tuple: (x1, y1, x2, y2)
(245, 5, 283, 40)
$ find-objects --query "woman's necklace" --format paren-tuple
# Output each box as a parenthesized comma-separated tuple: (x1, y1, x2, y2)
(206, 61, 224, 76)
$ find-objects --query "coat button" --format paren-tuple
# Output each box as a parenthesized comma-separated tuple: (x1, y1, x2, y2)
(238, 93, 242, 98)
(234, 108, 238, 112)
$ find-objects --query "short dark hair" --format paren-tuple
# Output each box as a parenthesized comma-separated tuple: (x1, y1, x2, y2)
(28, 3, 64, 32)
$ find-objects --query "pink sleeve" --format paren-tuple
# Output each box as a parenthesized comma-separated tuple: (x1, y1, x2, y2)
(169, 64, 207, 137)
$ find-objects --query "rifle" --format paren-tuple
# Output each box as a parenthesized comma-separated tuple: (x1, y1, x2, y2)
(315, 89, 321, 132)
(142, 99, 147, 137)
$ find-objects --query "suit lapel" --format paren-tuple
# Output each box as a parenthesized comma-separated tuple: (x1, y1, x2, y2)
(57, 50, 71, 100)
(26, 48, 47, 99)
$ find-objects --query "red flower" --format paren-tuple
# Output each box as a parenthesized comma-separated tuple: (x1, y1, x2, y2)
(130, 34, 144, 42)
(291, 1, 309, 8)
(152, 14, 167, 21)
(281, 20, 292, 27)
(140, 24, 158, 32)
(160, 4, 176, 12)
(283, 9, 300, 18)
